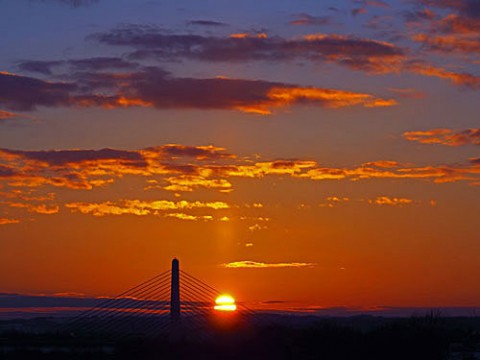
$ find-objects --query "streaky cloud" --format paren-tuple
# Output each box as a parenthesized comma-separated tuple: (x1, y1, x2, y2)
(187, 20, 228, 27)
(65, 199, 229, 217)
(0, 110, 19, 120)
(0, 218, 20, 225)
(289, 13, 333, 26)
(222, 261, 316, 268)
(93, 26, 405, 74)
(90, 26, 480, 89)
(404, 128, 480, 146)
(0, 69, 396, 114)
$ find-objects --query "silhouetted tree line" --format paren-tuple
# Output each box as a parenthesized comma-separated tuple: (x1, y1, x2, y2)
(1, 314, 480, 359)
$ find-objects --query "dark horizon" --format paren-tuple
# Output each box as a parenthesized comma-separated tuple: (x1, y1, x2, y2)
(1, 292, 479, 320)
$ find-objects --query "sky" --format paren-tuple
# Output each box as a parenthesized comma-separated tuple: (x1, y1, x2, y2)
(0, 0, 479, 315)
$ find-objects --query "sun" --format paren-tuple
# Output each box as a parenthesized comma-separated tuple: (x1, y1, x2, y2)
(214, 294, 237, 311)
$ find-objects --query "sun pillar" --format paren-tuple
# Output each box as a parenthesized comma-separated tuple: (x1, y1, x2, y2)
(170, 258, 181, 322)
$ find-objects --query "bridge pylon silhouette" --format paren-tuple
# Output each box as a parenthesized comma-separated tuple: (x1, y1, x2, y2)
(67, 258, 256, 338)
(170, 258, 181, 323)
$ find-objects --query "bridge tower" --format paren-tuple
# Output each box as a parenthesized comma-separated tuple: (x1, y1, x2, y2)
(170, 258, 181, 322)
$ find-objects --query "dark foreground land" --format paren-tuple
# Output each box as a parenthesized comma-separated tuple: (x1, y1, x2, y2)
(1, 314, 480, 359)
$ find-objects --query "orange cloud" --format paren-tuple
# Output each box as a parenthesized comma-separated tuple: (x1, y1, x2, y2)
(0, 110, 19, 120)
(412, 33, 480, 55)
(65, 202, 149, 216)
(0, 69, 397, 116)
(248, 223, 268, 231)
(243, 203, 264, 209)
(302, 34, 404, 73)
(94, 28, 405, 74)
(162, 175, 233, 193)
(0, 189, 55, 202)
(289, 14, 332, 26)
(240, 216, 270, 222)
(1, 142, 478, 227)
(229, 33, 267, 39)
(361, 160, 406, 168)
(0, 145, 234, 191)
(430, 11, 480, 37)
(7, 202, 60, 214)
(444, 15, 480, 35)
(404, 128, 480, 146)
(2, 144, 480, 210)
(407, 63, 480, 88)
(0, 218, 20, 225)
(265, 87, 397, 110)
(65, 199, 229, 217)
(233, 85, 397, 114)
(405, 1, 480, 56)
(319, 196, 421, 207)
(222, 261, 316, 268)
(319, 196, 350, 207)
(144, 144, 235, 160)
(294, 160, 480, 184)
(164, 213, 214, 221)
(219, 160, 319, 178)
(371, 196, 413, 206)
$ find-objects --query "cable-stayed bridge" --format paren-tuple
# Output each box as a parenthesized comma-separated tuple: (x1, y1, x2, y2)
(66, 259, 257, 338)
